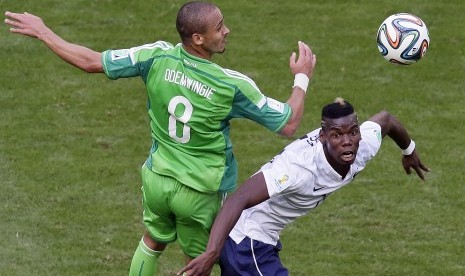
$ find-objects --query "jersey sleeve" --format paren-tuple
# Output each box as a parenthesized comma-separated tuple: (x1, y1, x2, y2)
(227, 69, 292, 132)
(359, 121, 383, 161)
(101, 41, 174, 80)
(261, 150, 310, 198)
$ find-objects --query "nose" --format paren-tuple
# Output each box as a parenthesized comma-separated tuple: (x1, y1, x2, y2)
(224, 25, 230, 35)
(341, 134, 352, 146)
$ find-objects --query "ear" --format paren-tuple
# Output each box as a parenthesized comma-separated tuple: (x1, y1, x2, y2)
(319, 129, 326, 143)
(191, 33, 204, 46)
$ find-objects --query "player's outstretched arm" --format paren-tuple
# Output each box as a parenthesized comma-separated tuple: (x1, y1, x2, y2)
(368, 111, 430, 180)
(177, 172, 270, 276)
(4, 11, 103, 73)
(279, 41, 317, 137)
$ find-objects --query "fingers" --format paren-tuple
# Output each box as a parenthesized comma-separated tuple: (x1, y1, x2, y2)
(311, 53, 317, 67)
(299, 41, 312, 59)
(293, 41, 311, 60)
(5, 11, 16, 19)
(290, 40, 316, 77)
(4, 11, 25, 23)
(415, 161, 430, 181)
(5, 18, 22, 29)
(404, 166, 411, 175)
(403, 154, 430, 181)
(289, 52, 296, 65)
(298, 41, 307, 57)
(4, 11, 45, 38)
(406, 164, 428, 181)
(413, 166, 425, 181)
(290, 41, 308, 65)
(419, 162, 430, 172)
(4, 11, 25, 31)
(177, 263, 192, 275)
(177, 268, 188, 275)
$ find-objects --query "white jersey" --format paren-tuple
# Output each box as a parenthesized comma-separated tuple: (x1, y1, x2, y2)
(229, 121, 383, 246)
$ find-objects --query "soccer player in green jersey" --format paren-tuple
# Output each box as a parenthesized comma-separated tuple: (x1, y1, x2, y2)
(5, 2, 316, 275)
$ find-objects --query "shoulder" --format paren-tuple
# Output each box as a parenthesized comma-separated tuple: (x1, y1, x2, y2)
(129, 41, 175, 57)
(361, 121, 382, 143)
(209, 66, 261, 92)
(271, 130, 321, 167)
(103, 41, 174, 63)
(358, 121, 382, 159)
(261, 148, 316, 197)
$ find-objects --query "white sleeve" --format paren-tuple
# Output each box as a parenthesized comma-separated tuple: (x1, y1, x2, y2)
(261, 151, 302, 198)
(359, 121, 383, 159)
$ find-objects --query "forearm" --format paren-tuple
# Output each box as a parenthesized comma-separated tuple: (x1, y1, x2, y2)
(279, 87, 306, 137)
(5, 11, 103, 73)
(204, 194, 248, 258)
(206, 172, 270, 258)
(387, 118, 412, 150)
(38, 28, 103, 73)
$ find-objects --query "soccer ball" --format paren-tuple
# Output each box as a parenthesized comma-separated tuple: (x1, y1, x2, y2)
(377, 13, 430, 65)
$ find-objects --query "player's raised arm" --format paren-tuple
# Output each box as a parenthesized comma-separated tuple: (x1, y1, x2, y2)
(279, 41, 317, 137)
(4, 11, 103, 73)
(368, 110, 430, 180)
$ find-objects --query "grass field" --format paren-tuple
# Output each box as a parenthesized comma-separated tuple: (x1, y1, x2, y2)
(1, 0, 464, 275)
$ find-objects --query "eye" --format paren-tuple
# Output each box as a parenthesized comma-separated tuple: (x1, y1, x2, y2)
(331, 133, 340, 139)
(217, 23, 224, 32)
(351, 128, 360, 136)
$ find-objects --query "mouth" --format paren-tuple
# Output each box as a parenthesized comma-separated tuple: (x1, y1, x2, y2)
(341, 151, 355, 162)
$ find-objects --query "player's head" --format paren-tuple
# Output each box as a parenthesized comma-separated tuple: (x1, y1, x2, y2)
(176, 2, 230, 58)
(319, 98, 362, 169)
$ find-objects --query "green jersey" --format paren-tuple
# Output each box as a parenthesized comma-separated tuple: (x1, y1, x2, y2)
(102, 42, 291, 193)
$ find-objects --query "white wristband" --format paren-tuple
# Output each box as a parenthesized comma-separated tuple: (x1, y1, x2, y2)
(293, 73, 310, 93)
(401, 140, 415, 155)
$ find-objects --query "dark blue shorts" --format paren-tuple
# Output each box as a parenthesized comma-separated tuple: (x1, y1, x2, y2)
(219, 236, 288, 276)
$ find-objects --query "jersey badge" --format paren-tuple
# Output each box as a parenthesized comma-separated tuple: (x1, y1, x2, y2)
(266, 97, 285, 113)
(374, 129, 382, 142)
(273, 174, 289, 191)
(111, 49, 129, 61)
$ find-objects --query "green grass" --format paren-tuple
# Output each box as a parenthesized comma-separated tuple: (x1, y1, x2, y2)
(1, 0, 464, 275)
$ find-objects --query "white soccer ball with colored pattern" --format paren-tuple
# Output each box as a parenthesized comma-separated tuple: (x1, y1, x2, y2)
(377, 13, 430, 65)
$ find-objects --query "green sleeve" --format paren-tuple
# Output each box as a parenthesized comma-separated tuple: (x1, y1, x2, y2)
(101, 41, 174, 80)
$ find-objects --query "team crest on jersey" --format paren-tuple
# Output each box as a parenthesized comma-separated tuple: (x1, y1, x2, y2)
(111, 49, 129, 61)
(266, 97, 285, 113)
(374, 129, 382, 142)
(274, 174, 289, 191)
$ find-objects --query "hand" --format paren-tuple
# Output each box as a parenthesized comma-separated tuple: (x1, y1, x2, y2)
(177, 251, 217, 276)
(401, 150, 430, 181)
(4, 11, 49, 39)
(290, 41, 317, 79)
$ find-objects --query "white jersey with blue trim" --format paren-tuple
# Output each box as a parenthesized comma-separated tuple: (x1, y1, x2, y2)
(229, 121, 383, 246)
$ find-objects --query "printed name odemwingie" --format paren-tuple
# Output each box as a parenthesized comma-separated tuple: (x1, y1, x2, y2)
(165, 69, 216, 100)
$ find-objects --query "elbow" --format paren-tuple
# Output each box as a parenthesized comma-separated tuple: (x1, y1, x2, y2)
(378, 110, 391, 118)
(81, 62, 103, 73)
(79, 53, 104, 73)
(279, 123, 298, 137)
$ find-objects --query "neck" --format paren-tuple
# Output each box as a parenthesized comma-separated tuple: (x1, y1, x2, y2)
(182, 44, 212, 60)
(323, 147, 351, 178)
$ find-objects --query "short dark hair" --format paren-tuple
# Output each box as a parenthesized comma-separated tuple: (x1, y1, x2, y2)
(176, 1, 217, 44)
(321, 97, 354, 119)
(320, 98, 356, 131)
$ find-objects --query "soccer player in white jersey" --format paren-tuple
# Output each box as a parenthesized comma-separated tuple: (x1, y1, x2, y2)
(5, 2, 316, 275)
(179, 98, 430, 276)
